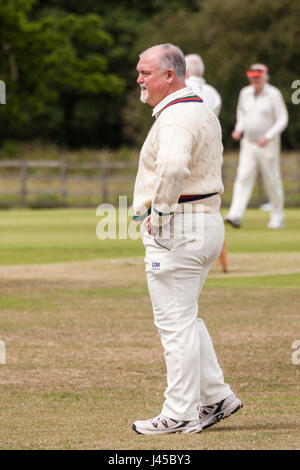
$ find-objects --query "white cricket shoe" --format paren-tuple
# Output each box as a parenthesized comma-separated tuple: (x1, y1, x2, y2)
(224, 217, 241, 228)
(267, 219, 285, 229)
(132, 414, 202, 435)
(199, 393, 243, 430)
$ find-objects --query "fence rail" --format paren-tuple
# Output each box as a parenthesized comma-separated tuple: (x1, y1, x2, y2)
(0, 159, 137, 207)
(0, 156, 299, 208)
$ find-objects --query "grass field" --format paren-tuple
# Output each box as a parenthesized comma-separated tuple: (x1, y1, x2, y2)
(0, 207, 300, 450)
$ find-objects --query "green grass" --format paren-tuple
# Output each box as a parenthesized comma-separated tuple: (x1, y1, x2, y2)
(0, 207, 144, 264)
(0, 207, 299, 265)
(206, 272, 300, 288)
(223, 208, 300, 252)
(0, 207, 300, 449)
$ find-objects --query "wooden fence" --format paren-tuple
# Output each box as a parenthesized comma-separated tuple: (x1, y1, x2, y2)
(0, 155, 300, 207)
(0, 159, 137, 208)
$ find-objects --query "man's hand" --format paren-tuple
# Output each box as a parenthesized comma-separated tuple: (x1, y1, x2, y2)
(147, 217, 152, 234)
(257, 136, 269, 147)
(231, 130, 242, 141)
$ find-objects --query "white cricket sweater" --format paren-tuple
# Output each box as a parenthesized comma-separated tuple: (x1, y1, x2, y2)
(133, 86, 224, 227)
(185, 76, 222, 116)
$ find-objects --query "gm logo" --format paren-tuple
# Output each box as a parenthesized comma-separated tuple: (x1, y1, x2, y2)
(151, 261, 160, 270)
(0, 80, 6, 104)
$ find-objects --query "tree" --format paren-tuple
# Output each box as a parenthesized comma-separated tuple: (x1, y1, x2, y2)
(0, 1, 125, 147)
(124, 0, 300, 149)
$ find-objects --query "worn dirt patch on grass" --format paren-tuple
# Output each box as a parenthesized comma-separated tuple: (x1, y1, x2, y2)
(1, 252, 300, 283)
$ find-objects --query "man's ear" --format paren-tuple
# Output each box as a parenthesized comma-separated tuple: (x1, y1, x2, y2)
(166, 69, 176, 83)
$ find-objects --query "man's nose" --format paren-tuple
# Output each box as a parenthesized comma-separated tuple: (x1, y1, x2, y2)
(137, 73, 143, 84)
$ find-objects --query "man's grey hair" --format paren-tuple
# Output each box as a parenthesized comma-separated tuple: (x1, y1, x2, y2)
(185, 54, 205, 78)
(139, 44, 186, 79)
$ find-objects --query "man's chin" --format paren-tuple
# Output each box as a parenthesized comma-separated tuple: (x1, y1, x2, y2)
(140, 90, 149, 104)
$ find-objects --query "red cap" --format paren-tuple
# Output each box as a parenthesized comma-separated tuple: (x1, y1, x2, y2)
(246, 64, 268, 78)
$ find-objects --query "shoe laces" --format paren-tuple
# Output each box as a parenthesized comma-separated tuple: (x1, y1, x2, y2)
(150, 414, 179, 429)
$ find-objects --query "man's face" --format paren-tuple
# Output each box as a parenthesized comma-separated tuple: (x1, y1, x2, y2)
(136, 50, 170, 107)
(248, 75, 266, 94)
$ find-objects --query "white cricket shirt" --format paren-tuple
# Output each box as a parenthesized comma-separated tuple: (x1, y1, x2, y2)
(234, 83, 288, 142)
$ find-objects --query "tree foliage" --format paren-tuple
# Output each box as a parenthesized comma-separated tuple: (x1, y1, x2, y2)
(124, 0, 300, 149)
(0, 0, 125, 147)
(0, 0, 299, 149)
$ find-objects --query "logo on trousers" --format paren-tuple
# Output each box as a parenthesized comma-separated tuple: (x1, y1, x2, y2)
(151, 261, 160, 270)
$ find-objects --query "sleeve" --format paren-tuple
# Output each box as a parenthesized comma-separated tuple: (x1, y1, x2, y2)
(150, 124, 194, 229)
(234, 90, 244, 133)
(264, 90, 289, 140)
(213, 91, 222, 117)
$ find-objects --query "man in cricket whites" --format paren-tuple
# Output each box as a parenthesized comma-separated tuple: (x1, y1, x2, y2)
(185, 53, 222, 116)
(225, 63, 288, 229)
(132, 43, 242, 435)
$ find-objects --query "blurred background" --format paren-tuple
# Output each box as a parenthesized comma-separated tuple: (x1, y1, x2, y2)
(0, 0, 300, 208)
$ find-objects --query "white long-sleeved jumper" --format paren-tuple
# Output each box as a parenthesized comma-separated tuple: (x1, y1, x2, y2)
(133, 86, 224, 227)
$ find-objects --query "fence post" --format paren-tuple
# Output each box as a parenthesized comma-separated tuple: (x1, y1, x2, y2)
(100, 162, 108, 202)
(20, 159, 27, 207)
(60, 159, 67, 206)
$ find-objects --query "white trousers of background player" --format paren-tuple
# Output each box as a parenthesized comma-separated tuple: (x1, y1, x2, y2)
(142, 211, 232, 421)
(227, 136, 284, 223)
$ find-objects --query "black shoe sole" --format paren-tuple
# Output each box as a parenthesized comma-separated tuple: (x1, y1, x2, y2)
(132, 422, 203, 435)
(132, 423, 141, 434)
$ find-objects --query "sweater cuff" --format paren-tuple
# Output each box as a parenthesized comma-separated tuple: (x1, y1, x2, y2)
(235, 123, 243, 133)
(264, 129, 276, 141)
(150, 202, 177, 229)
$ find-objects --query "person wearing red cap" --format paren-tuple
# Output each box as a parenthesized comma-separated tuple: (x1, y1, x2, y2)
(225, 63, 288, 229)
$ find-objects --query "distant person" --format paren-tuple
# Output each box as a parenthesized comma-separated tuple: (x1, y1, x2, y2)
(225, 64, 288, 229)
(186, 53, 227, 272)
(185, 54, 222, 116)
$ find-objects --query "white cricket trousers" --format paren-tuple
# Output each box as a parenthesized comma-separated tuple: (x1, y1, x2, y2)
(142, 211, 232, 421)
(227, 136, 284, 222)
